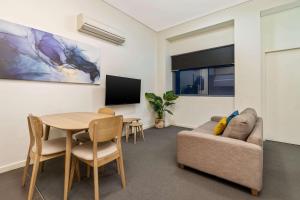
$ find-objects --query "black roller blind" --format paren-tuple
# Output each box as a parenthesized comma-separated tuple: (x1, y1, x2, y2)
(171, 44, 234, 71)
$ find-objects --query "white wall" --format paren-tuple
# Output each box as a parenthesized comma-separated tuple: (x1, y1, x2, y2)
(171, 97, 234, 128)
(264, 49, 300, 145)
(262, 5, 300, 145)
(167, 23, 235, 128)
(168, 23, 234, 56)
(0, 0, 157, 172)
(156, 0, 296, 128)
(262, 5, 300, 52)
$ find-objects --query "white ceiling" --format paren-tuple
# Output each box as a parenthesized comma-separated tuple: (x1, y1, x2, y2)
(104, 0, 250, 31)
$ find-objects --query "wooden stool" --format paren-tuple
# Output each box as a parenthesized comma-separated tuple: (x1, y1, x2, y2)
(123, 118, 140, 143)
(128, 121, 145, 144)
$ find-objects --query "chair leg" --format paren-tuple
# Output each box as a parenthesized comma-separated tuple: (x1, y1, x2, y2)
(40, 162, 45, 173)
(28, 156, 40, 200)
(141, 126, 145, 141)
(137, 126, 141, 137)
(133, 127, 137, 144)
(41, 126, 50, 173)
(118, 154, 126, 188)
(131, 126, 134, 142)
(22, 149, 31, 187)
(69, 157, 76, 192)
(38, 163, 43, 174)
(116, 159, 120, 175)
(75, 160, 81, 182)
(86, 165, 91, 178)
(125, 125, 129, 143)
(93, 164, 100, 200)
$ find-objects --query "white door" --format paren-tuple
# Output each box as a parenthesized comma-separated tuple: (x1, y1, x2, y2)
(265, 49, 300, 145)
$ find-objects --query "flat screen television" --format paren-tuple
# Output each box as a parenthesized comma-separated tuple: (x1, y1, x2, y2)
(105, 75, 141, 105)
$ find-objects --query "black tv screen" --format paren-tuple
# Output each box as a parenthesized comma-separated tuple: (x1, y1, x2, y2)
(105, 75, 141, 105)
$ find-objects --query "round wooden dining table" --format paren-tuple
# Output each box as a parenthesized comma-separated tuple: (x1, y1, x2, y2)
(40, 112, 113, 200)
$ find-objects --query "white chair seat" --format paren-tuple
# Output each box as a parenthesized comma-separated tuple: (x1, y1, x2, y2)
(75, 132, 90, 143)
(72, 141, 118, 161)
(32, 137, 66, 155)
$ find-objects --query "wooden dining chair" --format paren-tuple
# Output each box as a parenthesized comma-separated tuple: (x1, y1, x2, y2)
(97, 107, 116, 115)
(70, 115, 126, 200)
(75, 107, 116, 178)
(22, 115, 67, 200)
(75, 107, 115, 143)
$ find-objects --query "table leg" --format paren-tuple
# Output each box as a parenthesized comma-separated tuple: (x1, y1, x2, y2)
(125, 124, 129, 143)
(64, 130, 73, 200)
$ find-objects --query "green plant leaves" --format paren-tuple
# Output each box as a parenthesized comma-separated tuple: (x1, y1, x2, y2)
(145, 93, 157, 102)
(145, 91, 178, 118)
(164, 101, 175, 106)
(163, 90, 179, 101)
(145, 93, 162, 104)
(164, 109, 173, 115)
(145, 92, 163, 115)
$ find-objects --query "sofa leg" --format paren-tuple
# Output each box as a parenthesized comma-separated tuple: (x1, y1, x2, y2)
(178, 163, 185, 169)
(251, 189, 258, 196)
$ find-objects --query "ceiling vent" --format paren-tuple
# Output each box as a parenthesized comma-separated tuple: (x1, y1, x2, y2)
(77, 13, 125, 45)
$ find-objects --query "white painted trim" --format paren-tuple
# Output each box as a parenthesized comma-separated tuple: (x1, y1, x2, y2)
(167, 20, 234, 42)
(0, 160, 26, 174)
(171, 123, 195, 129)
(265, 46, 300, 54)
(143, 124, 154, 129)
(261, 1, 300, 17)
(265, 139, 300, 146)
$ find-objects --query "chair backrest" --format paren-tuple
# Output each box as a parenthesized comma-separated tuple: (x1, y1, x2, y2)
(97, 107, 115, 116)
(88, 115, 123, 143)
(27, 115, 44, 154)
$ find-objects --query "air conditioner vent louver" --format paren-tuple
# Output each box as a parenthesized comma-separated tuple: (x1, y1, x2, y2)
(77, 14, 125, 45)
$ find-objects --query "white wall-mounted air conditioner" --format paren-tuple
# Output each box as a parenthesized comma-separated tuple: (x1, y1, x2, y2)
(77, 13, 125, 45)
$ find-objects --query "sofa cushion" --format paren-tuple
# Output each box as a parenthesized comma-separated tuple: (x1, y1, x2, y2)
(194, 121, 218, 135)
(223, 108, 257, 141)
(241, 108, 257, 119)
(247, 117, 263, 146)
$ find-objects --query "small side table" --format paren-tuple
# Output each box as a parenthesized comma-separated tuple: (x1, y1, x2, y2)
(123, 118, 140, 143)
(129, 121, 145, 144)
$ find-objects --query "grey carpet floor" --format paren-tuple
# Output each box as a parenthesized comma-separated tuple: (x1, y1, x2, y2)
(0, 166, 43, 199)
(35, 126, 300, 200)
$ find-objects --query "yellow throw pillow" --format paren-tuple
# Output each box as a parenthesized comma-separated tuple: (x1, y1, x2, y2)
(213, 117, 227, 135)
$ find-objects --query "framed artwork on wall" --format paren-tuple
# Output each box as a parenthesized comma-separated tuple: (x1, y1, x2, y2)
(0, 18, 100, 84)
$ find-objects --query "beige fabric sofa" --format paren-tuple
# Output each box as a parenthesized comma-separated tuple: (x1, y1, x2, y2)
(177, 108, 263, 195)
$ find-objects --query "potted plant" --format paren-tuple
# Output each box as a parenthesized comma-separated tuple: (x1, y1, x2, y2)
(145, 91, 179, 128)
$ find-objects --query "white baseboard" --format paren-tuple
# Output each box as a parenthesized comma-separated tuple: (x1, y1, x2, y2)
(0, 160, 26, 174)
(172, 123, 195, 129)
(143, 124, 154, 129)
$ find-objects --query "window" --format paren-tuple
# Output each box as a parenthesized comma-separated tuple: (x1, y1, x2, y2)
(173, 65, 234, 96)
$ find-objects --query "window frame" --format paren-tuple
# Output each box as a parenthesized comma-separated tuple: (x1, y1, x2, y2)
(172, 64, 235, 97)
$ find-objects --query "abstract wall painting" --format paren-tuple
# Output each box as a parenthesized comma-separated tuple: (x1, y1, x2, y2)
(0, 18, 100, 84)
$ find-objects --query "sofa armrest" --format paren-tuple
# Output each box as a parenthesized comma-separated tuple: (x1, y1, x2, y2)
(177, 131, 263, 191)
(210, 116, 224, 122)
